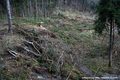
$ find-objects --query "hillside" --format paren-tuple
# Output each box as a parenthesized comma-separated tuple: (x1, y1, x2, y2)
(0, 10, 120, 80)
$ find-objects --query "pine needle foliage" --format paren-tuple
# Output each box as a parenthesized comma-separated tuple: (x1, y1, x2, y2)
(94, 0, 120, 34)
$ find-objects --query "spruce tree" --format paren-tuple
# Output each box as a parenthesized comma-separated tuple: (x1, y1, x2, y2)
(94, 0, 120, 67)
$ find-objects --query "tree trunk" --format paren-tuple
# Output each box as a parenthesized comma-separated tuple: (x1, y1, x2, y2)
(34, 0, 38, 19)
(6, 0, 12, 33)
(29, 0, 34, 17)
(108, 19, 114, 67)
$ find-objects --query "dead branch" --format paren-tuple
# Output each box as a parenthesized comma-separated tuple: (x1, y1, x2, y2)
(23, 40, 41, 54)
(16, 27, 31, 37)
(21, 46, 41, 57)
(15, 27, 39, 40)
(7, 49, 18, 57)
(57, 53, 64, 67)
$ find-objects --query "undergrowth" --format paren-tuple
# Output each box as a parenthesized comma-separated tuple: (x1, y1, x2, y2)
(0, 10, 120, 80)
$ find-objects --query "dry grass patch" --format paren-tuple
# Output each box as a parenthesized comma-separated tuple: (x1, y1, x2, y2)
(2, 35, 24, 50)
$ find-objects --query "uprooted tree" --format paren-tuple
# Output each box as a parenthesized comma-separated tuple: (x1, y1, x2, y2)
(94, 0, 120, 67)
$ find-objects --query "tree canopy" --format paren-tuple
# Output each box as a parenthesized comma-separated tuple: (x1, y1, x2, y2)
(94, 0, 120, 67)
(95, 0, 120, 34)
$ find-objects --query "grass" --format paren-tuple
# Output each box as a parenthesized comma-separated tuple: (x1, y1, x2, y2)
(61, 63, 83, 79)
(82, 57, 109, 76)
(0, 68, 30, 80)
(12, 13, 109, 76)
(2, 35, 24, 50)
(1, 10, 120, 79)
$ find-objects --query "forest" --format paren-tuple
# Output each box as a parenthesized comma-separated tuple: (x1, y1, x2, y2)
(0, 0, 120, 80)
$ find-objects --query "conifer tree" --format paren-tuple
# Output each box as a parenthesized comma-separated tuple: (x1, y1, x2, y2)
(94, 0, 120, 67)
